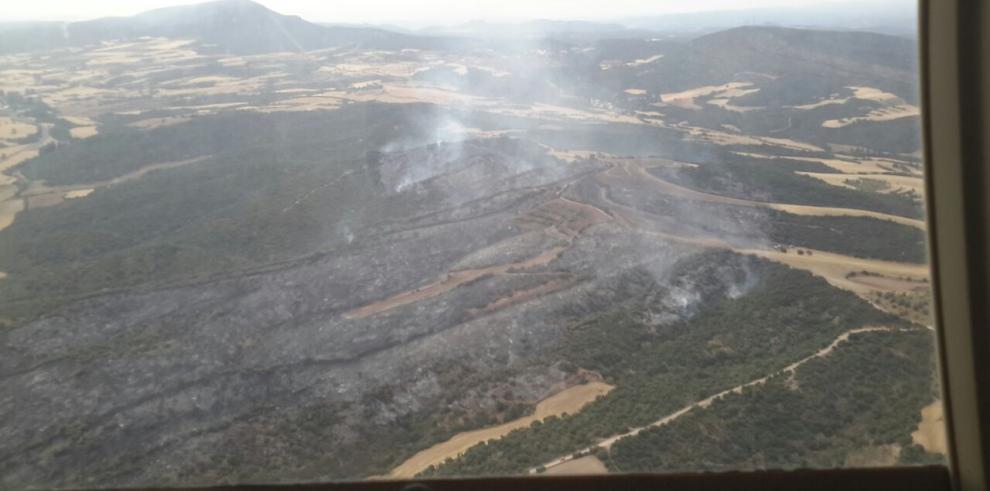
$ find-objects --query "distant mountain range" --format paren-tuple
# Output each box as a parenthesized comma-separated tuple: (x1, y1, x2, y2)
(0, 0, 453, 54)
(618, 1, 917, 38)
(414, 19, 662, 41)
(0, 0, 916, 56)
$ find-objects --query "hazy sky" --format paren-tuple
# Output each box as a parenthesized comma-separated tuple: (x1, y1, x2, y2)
(2, 0, 882, 25)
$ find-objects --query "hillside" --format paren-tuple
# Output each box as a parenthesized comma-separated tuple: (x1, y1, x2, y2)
(0, 2, 938, 488)
(0, 0, 449, 54)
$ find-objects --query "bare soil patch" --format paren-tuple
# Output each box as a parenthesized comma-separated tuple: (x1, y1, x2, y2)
(467, 275, 578, 317)
(912, 400, 947, 455)
(740, 248, 928, 294)
(388, 382, 614, 478)
(0, 199, 24, 232)
(69, 126, 98, 139)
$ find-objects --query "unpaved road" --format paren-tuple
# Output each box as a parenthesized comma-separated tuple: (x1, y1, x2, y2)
(534, 326, 898, 473)
(20, 156, 209, 200)
(600, 190, 927, 297)
(618, 162, 925, 230)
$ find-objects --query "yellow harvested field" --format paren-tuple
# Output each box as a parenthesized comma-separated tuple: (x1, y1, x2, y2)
(759, 136, 823, 153)
(0, 184, 16, 201)
(85, 54, 144, 66)
(170, 75, 240, 87)
(318, 82, 643, 127)
(912, 400, 948, 455)
(735, 152, 898, 174)
(685, 127, 764, 146)
(0, 146, 40, 174)
(46, 86, 114, 99)
(626, 54, 664, 66)
(543, 456, 607, 475)
(248, 96, 342, 112)
(851, 274, 928, 292)
(0, 118, 38, 140)
(64, 188, 95, 199)
(350, 79, 382, 89)
(62, 116, 96, 126)
(768, 203, 925, 229)
(446, 63, 468, 75)
(516, 103, 642, 125)
(153, 73, 282, 98)
(0, 69, 44, 92)
(661, 82, 751, 104)
(323, 84, 483, 106)
(822, 104, 919, 128)
(27, 192, 64, 209)
(146, 38, 196, 50)
(791, 87, 901, 111)
(275, 88, 317, 94)
(660, 82, 760, 112)
(318, 61, 426, 78)
(219, 57, 248, 67)
(642, 224, 929, 299)
(70, 126, 98, 139)
(548, 148, 602, 162)
(626, 161, 919, 228)
(740, 247, 929, 294)
(685, 129, 822, 152)
(0, 199, 24, 232)
(707, 97, 760, 112)
(129, 116, 193, 129)
(849, 86, 902, 103)
(792, 97, 849, 110)
(388, 382, 614, 478)
(798, 172, 924, 195)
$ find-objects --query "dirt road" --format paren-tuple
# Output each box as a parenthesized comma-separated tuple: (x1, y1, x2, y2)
(622, 162, 925, 229)
(534, 326, 898, 473)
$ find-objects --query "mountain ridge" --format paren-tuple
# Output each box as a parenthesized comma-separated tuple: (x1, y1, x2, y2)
(0, 0, 451, 54)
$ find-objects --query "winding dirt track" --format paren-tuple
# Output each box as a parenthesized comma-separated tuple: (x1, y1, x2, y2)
(533, 326, 899, 473)
(595, 179, 927, 297)
(620, 162, 925, 230)
(20, 156, 210, 200)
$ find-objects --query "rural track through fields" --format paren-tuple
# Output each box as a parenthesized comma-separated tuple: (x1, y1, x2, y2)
(532, 326, 905, 474)
(623, 162, 926, 230)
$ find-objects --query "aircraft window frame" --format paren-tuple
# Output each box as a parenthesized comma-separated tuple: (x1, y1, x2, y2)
(57, 0, 988, 490)
(922, 0, 990, 489)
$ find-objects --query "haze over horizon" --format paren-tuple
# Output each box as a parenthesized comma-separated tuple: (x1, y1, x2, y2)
(0, 0, 912, 28)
